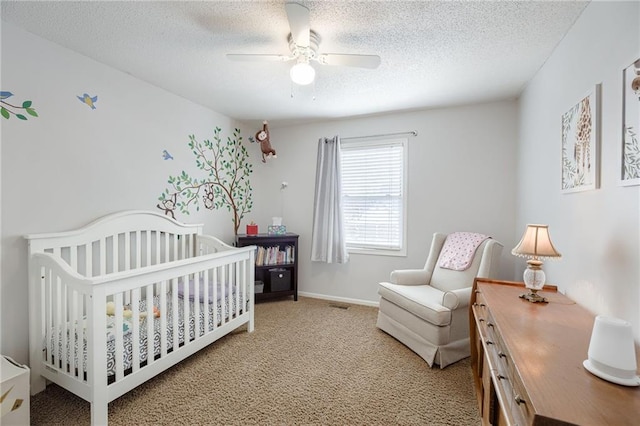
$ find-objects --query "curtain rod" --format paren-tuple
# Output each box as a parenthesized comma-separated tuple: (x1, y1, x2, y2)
(340, 130, 418, 141)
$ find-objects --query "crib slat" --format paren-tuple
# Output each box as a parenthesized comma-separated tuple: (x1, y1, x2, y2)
(194, 271, 200, 338)
(131, 288, 140, 373)
(110, 235, 117, 274)
(45, 268, 52, 366)
(69, 290, 78, 378)
(88, 290, 108, 420)
(203, 270, 210, 334)
(43, 268, 52, 365)
(241, 259, 247, 314)
(114, 292, 125, 381)
(83, 293, 89, 378)
(213, 270, 218, 330)
(227, 264, 232, 320)
(182, 273, 190, 341)
(60, 278, 68, 372)
(159, 280, 167, 358)
(53, 273, 61, 370)
(235, 261, 240, 319)
(228, 263, 232, 319)
(221, 266, 227, 325)
(171, 278, 179, 352)
(145, 284, 154, 365)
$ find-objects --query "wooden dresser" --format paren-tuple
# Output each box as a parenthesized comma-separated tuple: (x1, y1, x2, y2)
(469, 278, 640, 425)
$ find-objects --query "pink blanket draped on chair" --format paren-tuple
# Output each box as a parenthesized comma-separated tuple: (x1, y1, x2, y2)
(438, 232, 491, 271)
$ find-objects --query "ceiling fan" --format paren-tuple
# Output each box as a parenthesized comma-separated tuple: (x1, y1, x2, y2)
(226, 2, 381, 85)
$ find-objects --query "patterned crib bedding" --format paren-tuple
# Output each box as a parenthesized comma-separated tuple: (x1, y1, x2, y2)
(49, 287, 246, 378)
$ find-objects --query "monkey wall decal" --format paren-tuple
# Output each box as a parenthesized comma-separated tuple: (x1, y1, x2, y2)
(156, 193, 177, 219)
(255, 120, 277, 163)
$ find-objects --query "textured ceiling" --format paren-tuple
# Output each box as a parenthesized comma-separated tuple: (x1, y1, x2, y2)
(1, 0, 589, 127)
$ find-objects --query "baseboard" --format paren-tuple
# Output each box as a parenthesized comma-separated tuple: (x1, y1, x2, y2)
(298, 291, 379, 308)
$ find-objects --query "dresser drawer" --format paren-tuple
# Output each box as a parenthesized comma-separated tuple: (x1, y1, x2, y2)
(506, 357, 533, 425)
(480, 309, 532, 426)
(472, 289, 490, 336)
(490, 356, 531, 425)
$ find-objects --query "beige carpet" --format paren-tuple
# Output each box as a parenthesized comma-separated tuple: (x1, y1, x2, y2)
(31, 297, 480, 425)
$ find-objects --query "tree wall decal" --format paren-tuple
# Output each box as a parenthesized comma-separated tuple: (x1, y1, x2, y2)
(1, 91, 38, 120)
(157, 127, 253, 235)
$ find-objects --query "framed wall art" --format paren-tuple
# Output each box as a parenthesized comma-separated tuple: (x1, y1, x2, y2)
(561, 84, 600, 193)
(621, 58, 640, 186)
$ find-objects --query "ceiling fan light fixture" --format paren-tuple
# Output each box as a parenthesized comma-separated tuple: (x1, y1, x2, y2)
(290, 61, 315, 85)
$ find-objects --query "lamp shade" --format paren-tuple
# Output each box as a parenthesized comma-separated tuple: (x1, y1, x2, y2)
(290, 62, 315, 85)
(583, 315, 640, 386)
(512, 224, 561, 260)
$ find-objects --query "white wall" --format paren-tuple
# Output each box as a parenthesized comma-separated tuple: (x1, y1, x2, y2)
(0, 22, 246, 364)
(9, 1, 599, 364)
(247, 101, 519, 305)
(517, 1, 640, 337)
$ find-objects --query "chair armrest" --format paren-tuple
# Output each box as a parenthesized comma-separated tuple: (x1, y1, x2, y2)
(441, 287, 473, 310)
(390, 269, 429, 285)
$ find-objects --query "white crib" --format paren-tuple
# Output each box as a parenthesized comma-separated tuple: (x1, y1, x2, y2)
(24, 210, 255, 425)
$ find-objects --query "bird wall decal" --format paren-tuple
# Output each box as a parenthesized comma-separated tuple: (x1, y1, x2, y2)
(77, 93, 98, 109)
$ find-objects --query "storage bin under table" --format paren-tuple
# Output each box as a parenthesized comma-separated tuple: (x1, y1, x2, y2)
(269, 268, 291, 291)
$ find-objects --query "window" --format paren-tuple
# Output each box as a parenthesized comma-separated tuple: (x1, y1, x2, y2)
(340, 138, 407, 256)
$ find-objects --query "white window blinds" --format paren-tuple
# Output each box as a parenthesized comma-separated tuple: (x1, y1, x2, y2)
(340, 138, 406, 252)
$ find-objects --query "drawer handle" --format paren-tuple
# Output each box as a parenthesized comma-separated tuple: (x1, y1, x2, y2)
(498, 352, 507, 359)
(475, 290, 480, 294)
(486, 340, 494, 345)
(487, 322, 495, 328)
(479, 303, 486, 307)
(478, 318, 485, 322)
(497, 374, 507, 381)
(514, 395, 526, 405)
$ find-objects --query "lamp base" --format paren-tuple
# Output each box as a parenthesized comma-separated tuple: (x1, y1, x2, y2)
(519, 291, 548, 303)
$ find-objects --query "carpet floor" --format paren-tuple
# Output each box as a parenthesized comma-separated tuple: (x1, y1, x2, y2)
(30, 297, 480, 425)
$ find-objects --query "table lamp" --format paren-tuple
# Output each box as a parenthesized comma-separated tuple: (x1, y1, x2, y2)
(512, 224, 561, 302)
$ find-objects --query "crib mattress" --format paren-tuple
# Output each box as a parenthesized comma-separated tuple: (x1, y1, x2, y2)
(49, 290, 246, 378)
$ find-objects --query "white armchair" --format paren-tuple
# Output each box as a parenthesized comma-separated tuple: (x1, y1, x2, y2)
(376, 232, 503, 368)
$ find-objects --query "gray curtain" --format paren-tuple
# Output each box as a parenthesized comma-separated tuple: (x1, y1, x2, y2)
(311, 136, 349, 263)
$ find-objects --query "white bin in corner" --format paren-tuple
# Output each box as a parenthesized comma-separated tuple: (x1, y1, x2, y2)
(1, 355, 30, 425)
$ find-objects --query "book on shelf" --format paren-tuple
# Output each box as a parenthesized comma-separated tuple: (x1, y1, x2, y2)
(255, 245, 295, 266)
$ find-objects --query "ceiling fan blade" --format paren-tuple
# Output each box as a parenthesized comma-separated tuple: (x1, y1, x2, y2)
(317, 54, 381, 69)
(226, 54, 292, 62)
(285, 2, 310, 47)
